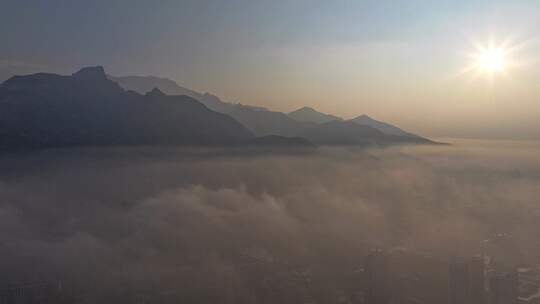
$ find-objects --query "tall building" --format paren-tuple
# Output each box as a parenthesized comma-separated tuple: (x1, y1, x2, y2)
(469, 256, 486, 304)
(448, 256, 487, 304)
(386, 249, 449, 304)
(489, 271, 518, 304)
(365, 250, 390, 304)
(449, 258, 470, 304)
(0, 281, 60, 304)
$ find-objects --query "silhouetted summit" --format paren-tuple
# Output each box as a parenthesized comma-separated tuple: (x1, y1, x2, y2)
(73, 66, 108, 81)
(146, 87, 167, 98)
(228, 106, 316, 137)
(0, 67, 254, 150)
(350, 114, 421, 138)
(288, 106, 343, 124)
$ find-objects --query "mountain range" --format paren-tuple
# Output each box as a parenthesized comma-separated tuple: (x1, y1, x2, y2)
(0, 67, 253, 149)
(110, 74, 433, 142)
(0, 67, 436, 150)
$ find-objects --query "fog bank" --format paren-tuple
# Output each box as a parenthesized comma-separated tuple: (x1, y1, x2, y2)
(1, 141, 539, 303)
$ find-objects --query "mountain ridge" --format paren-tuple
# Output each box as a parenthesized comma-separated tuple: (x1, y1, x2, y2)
(0, 67, 254, 150)
(108, 74, 267, 114)
(228, 106, 317, 137)
(288, 106, 343, 124)
(0, 67, 439, 149)
(350, 114, 421, 138)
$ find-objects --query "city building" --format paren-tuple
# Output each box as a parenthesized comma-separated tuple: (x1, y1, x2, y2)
(489, 271, 518, 304)
(365, 250, 390, 304)
(449, 258, 471, 304)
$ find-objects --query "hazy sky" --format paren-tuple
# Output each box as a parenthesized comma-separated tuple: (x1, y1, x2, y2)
(2, 0, 540, 139)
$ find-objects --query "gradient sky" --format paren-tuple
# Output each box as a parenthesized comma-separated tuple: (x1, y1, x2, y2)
(2, 0, 540, 139)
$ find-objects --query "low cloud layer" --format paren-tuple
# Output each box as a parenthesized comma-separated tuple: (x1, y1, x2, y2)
(1, 141, 539, 303)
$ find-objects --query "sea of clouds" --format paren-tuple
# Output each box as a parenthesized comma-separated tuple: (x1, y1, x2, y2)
(1, 140, 539, 303)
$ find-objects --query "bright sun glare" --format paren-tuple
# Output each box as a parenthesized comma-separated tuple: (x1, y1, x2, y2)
(466, 39, 517, 77)
(477, 48, 506, 73)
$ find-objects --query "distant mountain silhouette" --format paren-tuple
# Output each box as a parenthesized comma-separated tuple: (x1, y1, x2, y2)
(228, 106, 316, 137)
(0, 67, 254, 150)
(288, 106, 343, 123)
(109, 75, 267, 114)
(350, 115, 420, 138)
(110, 74, 436, 146)
(229, 106, 433, 146)
(111, 75, 320, 138)
(301, 121, 386, 146)
(301, 120, 433, 146)
(0, 67, 438, 150)
(244, 135, 315, 148)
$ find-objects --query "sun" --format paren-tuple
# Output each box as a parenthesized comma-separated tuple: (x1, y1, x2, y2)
(477, 48, 506, 73)
(464, 38, 518, 78)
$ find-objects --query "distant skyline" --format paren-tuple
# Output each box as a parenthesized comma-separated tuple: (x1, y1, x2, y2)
(2, 0, 540, 139)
